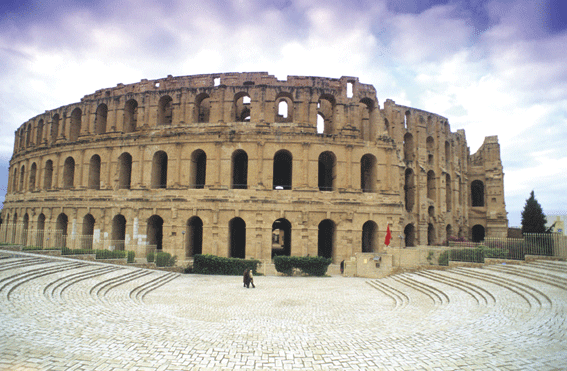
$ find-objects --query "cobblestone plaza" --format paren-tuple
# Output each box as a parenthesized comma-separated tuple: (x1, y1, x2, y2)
(1, 251, 565, 370)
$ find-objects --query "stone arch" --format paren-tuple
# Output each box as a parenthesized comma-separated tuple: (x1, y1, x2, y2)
(112, 214, 127, 250)
(426, 136, 435, 165)
(427, 170, 436, 200)
(151, 151, 168, 189)
(55, 213, 68, 247)
(82, 214, 95, 249)
(22, 213, 29, 246)
(88, 155, 101, 190)
(234, 92, 251, 122)
(446, 224, 453, 241)
(404, 223, 415, 247)
(70, 107, 82, 141)
(118, 152, 133, 189)
(360, 98, 374, 141)
(157, 95, 173, 125)
(445, 140, 451, 165)
(186, 216, 203, 257)
(229, 217, 246, 258)
(19, 164, 25, 192)
(403, 133, 414, 162)
(11, 213, 17, 244)
(404, 110, 410, 130)
(273, 150, 292, 190)
(318, 219, 335, 259)
(404, 168, 415, 212)
(147, 215, 164, 251)
(63, 157, 75, 189)
(384, 118, 390, 136)
(446, 174, 452, 212)
(362, 220, 378, 253)
(95, 104, 108, 134)
(471, 180, 485, 207)
(51, 114, 60, 143)
(25, 123, 32, 148)
(272, 218, 291, 258)
(231, 150, 248, 189)
(124, 99, 138, 133)
(472, 224, 485, 242)
(361, 154, 377, 192)
(190, 149, 206, 189)
(318, 94, 335, 134)
(318, 151, 336, 191)
(275, 93, 293, 123)
(36, 119, 44, 145)
(29, 162, 37, 191)
(36, 213, 45, 248)
(11, 167, 18, 193)
(428, 223, 435, 246)
(44, 160, 53, 189)
(196, 93, 210, 123)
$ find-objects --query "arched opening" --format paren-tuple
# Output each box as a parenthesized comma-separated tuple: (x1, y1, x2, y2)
(273, 150, 292, 190)
(404, 168, 415, 212)
(44, 160, 53, 189)
(12, 167, 18, 193)
(426, 136, 435, 165)
(278, 100, 288, 119)
(147, 215, 164, 251)
(158, 95, 173, 125)
(88, 155, 101, 190)
(317, 114, 325, 134)
(19, 165, 25, 192)
(63, 157, 75, 189)
(472, 224, 485, 242)
(427, 170, 436, 200)
(22, 214, 29, 246)
(36, 119, 44, 145)
(362, 221, 378, 253)
(428, 206, 435, 218)
(446, 224, 453, 241)
(70, 108, 82, 141)
(112, 214, 126, 251)
(185, 217, 203, 257)
(36, 214, 45, 248)
(428, 223, 435, 246)
(275, 94, 293, 123)
(404, 224, 415, 247)
(445, 141, 451, 166)
(190, 150, 206, 189)
(229, 217, 246, 258)
(25, 124, 31, 148)
(446, 174, 452, 212)
(196, 93, 211, 123)
(51, 114, 60, 143)
(360, 98, 374, 141)
(318, 151, 336, 191)
(403, 133, 414, 162)
(151, 151, 168, 189)
(95, 104, 108, 134)
(471, 180, 485, 207)
(11, 213, 17, 243)
(124, 99, 138, 133)
(29, 163, 37, 191)
(404, 110, 410, 130)
(231, 150, 248, 189)
(118, 152, 133, 189)
(82, 214, 95, 249)
(55, 213, 68, 247)
(234, 93, 251, 122)
(318, 219, 335, 259)
(384, 118, 390, 136)
(272, 218, 291, 258)
(361, 154, 377, 192)
(318, 95, 335, 134)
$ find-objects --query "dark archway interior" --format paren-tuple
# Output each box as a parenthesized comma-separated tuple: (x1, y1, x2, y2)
(230, 217, 246, 258)
(318, 219, 334, 258)
(472, 224, 485, 242)
(272, 218, 291, 258)
(147, 215, 164, 250)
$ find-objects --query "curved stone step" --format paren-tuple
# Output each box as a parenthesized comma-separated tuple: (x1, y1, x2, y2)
(44, 265, 123, 301)
(365, 280, 408, 309)
(390, 274, 449, 307)
(129, 272, 180, 304)
(415, 270, 494, 306)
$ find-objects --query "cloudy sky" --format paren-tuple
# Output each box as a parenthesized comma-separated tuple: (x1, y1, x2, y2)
(1, 0, 566, 227)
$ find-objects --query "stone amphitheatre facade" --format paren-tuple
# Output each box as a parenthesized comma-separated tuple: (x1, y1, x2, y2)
(1, 72, 508, 265)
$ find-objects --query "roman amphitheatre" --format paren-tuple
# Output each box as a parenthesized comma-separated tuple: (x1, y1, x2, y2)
(1, 71, 508, 273)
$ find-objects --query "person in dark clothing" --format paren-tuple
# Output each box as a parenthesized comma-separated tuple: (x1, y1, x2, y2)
(243, 268, 255, 288)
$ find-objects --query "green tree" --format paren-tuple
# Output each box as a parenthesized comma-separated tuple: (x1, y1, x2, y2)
(521, 190, 547, 234)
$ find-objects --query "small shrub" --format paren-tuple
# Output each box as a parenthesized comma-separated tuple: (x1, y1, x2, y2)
(127, 250, 135, 263)
(438, 251, 449, 266)
(155, 252, 177, 267)
(147, 251, 155, 263)
(273, 256, 332, 276)
(22, 246, 43, 251)
(192, 254, 260, 275)
(95, 249, 126, 259)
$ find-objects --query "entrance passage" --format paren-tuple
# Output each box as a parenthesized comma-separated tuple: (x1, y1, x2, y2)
(362, 221, 378, 253)
(404, 223, 415, 247)
(229, 217, 246, 258)
(186, 217, 203, 257)
(272, 218, 291, 258)
(112, 214, 126, 251)
(318, 219, 335, 259)
(147, 215, 164, 250)
(472, 224, 485, 242)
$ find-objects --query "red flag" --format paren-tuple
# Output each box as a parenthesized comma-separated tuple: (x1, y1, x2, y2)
(385, 224, 392, 246)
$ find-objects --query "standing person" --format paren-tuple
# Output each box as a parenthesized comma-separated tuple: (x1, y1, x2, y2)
(243, 268, 251, 288)
(248, 269, 255, 288)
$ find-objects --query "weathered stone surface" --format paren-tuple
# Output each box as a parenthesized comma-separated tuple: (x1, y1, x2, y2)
(2, 72, 507, 265)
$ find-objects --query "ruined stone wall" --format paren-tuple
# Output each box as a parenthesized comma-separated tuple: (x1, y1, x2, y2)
(2, 72, 507, 264)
